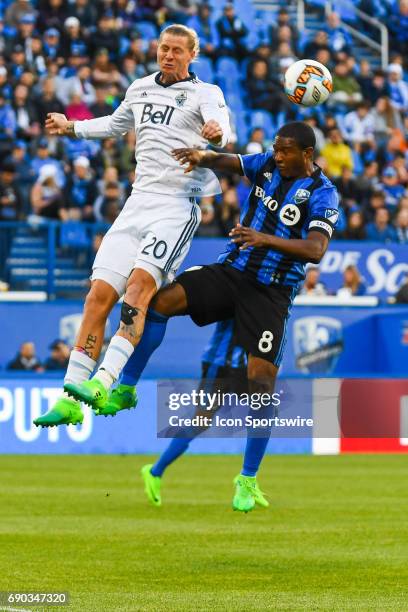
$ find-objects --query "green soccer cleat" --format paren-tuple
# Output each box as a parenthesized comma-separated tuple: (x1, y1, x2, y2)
(232, 474, 270, 512)
(33, 396, 83, 427)
(97, 384, 138, 417)
(64, 378, 107, 411)
(141, 464, 162, 507)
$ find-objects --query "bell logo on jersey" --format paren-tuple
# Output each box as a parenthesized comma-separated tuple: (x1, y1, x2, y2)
(141, 103, 175, 125)
(279, 203, 301, 226)
(254, 185, 278, 212)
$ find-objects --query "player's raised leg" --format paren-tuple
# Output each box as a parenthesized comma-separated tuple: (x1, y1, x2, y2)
(33, 279, 121, 427)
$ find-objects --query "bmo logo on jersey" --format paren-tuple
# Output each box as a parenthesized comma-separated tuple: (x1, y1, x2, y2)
(141, 103, 175, 125)
(279, 203, 301, 226)
(254, 185, 278, 211)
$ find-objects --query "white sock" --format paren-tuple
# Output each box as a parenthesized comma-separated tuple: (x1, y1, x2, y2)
(94, 335, 134, 389)
(64, 349, 96, 386)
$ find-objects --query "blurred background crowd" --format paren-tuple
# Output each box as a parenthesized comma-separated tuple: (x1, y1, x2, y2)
(0, 0, 407, 243)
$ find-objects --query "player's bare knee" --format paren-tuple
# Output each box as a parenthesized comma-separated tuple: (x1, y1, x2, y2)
(84, 283, 116, 320)
(150, 282, 188, 316)
(247, 356, 278, 392)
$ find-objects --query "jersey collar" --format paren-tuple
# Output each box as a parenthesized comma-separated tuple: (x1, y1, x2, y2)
(155, 71, 197, 88)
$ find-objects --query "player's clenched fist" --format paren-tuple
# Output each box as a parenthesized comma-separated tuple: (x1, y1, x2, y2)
(172, 148, 207, 173)
(45, 113, 72, 135)
(230, 224, 269, 250)
(201, 119, 223, 145)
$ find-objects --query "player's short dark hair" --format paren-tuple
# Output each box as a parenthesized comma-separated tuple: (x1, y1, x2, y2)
(277, 121, 316, 150)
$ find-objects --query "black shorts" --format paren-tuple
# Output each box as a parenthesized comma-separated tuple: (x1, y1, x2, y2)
(177, 263, 293, 366)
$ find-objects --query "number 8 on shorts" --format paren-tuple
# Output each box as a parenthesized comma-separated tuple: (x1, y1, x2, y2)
(258, 330, 274, 353)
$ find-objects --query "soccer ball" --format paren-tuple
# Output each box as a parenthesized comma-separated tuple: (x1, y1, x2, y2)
(284, 59, 333, 107)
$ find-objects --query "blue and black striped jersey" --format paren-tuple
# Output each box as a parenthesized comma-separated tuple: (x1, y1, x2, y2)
(217, 151, 339, 289)
(201, 320, 247, 369)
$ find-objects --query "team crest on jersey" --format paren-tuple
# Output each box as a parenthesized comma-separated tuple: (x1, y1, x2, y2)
(324, 208, 339, 224)
(293, 189, 310, 204)
(279, 203, 301, 226)
(263, 172, 272, 181)
(175, 91, 187, 107)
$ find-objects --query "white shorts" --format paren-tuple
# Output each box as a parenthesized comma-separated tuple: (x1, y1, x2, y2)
(91, 190, 201, 296)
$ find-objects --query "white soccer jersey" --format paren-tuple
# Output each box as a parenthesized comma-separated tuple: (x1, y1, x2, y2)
(74, 71, 231, 197)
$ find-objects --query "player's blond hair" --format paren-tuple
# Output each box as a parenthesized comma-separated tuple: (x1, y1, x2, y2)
(159, 24, 200, 59)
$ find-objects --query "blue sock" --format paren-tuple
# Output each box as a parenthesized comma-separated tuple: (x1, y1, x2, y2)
(242, 436, 270, 477)
(151, 438, 193, 477)
(120, 308, 168, 386)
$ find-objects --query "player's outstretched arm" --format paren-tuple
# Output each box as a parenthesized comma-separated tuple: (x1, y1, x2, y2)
(172, 148, 242, 174)
(230, 224, 329, 264)
(46, 97, 134, 139)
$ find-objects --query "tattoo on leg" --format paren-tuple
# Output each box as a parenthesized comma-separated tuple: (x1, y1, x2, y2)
(84, 334, 97, 355)
(118, 322, 137, 339)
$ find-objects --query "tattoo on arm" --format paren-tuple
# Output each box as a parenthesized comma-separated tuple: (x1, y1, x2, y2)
(66, 121, 76, 136)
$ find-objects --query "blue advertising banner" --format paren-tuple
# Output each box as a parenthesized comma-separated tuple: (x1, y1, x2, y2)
(1, 303, 407, 377)
(0, 378, 310, 454)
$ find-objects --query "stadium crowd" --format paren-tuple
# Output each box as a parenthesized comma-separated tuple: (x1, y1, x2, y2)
(0, 0, 407, 245)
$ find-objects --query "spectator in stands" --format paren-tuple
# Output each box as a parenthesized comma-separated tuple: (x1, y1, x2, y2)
(247, 59, 285, 115)
(8, 45, 29, 85)
(270, 8, 299, 50)
(118, 132, 136, 177)
(0, 67, 12, 101)
(187, 3, 217, 59)
(393, 153, 408, 185)
(44, 339, 70, 370)
(365, 190, 386, 222)
(270, 25, 297, 56)
(219, 186, 240, 234)
(5, 0, 37, 29)
(196, 196, 223, 237)
(67, 0, 97, 36)
(387, 63, 408, 112)
(59, 65, 96, 109)
(304, 115, 325, 153)
(303, 30, 331, 61)
(337, 265, 366, 297)
(94, 181, 123, 223)
(334, 166, 363, 211)
(11, 13, 37, 58)
(389, 0, 408, 56)
(359, 162, 381, 203)
(275, 42, 297, 75)
(119, 55, 146, 89)
(329, 62, 362, 110)
(371, 96, 404, 151)
(300, 266, 327, 296)
(9, 140, 32, 207)
(216, 3, 248, 60)
(340, 210, 367, 240)
(30, 138, 65, 187)
(164, 0, 197, 25)
(91, 48, 122, 88)
(60, 16, 89, 61)
(65, 92, 93, 121)
(342, 101, 375, 148)
(37, 0, 67, 33)
(245, 128, 265, 154)
(12, 83, 41, 140)
(0, 89, 16, 155)
(91, 13, 119, 60)
(394, 208, 408, 243)
(42, 28, 62, 62)
(144, 39, 160, 73)
(7, 342, 43, 372)
(0, 161, 23, 221)
(62, 156, 97, 221)
(90, 87, 113, 118)
(380, 167, 405, 210)
(321, 128, 353, 178)
(366, 207, 397, 242)
(325, 12, 352, 54)
(35, 77, 65, 126)
(30, 164, 65, 220)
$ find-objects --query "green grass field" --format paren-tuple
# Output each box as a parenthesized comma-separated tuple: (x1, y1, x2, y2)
(1, 455, 408, 611)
